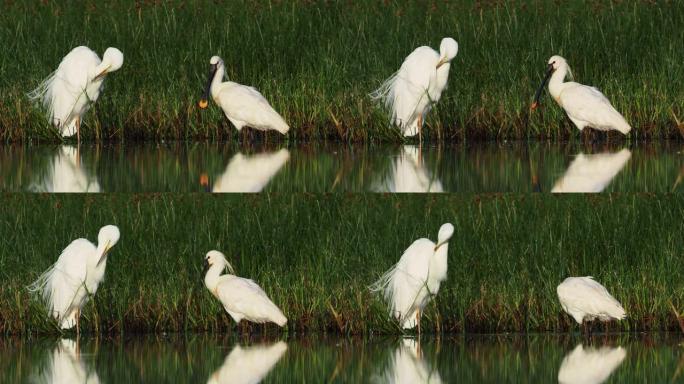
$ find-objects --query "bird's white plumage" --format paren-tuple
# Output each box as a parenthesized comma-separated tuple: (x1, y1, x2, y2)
(29, 146, 101, 193)
(558, 344, 626, 384)
(28, 46, 123, 137)
(374, 145, 444, 192)
(212, 149, 290, 192)
(203, 56, 289, 134)
(204, 250, 287, 326)
(371, 38, 458, 137)
(28, 225, 120, 330)
(557, 277, 626, 324)
(545, 55, 631, 135)
(379, 338, 443, 384)
(552, 148, 631, 193)
(371, 224, 453, 329)
(31, 339, 101, 384)
(207, 342, 287, 384)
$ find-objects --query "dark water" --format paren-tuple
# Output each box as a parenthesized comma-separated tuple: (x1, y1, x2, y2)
(0, 142, 682, 192)
(0, 333, 680, 383)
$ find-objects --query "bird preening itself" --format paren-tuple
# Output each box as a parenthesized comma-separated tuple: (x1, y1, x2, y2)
(371, 38, 458, 141)
(203, 250, 287, 327)
(198, 56, 290, 135)
(370, 223, 454, 335)
(28, 46, 124, 144)
(27, 225, 120, 334)
(557, 276, 626, 328)
(531, 55, 631, 136)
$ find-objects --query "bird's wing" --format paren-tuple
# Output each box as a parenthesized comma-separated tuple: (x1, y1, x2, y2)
(216, 84, 288, 131)
(559, 277, 624, 315)
(386, 238, 435, 317)
(391, 47, 440, 124)
(559, 84, 628, 130)
(216, 275, 284, 321)
(29, 239, 94, 317)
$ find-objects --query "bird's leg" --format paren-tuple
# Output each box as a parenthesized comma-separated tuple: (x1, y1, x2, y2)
(77, 117, 81, 147)
(416, 310, 421, 339)
(417, 115, 423, 146)
(76, 308, 81, 337)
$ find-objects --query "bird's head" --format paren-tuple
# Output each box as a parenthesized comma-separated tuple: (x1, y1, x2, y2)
(203, 250, 235, 275)
(93, 48, 124, 80)
(437, 38, 458, 68)
(531, 55, 566, 111)
(199, 56, 224, 109)
(435, 223, 454, 250)
(96, 225, 120, 266)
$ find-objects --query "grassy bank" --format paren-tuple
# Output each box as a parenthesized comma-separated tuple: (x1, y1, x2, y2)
(0, 1, 683, 143)
(1, 194, 683, 335)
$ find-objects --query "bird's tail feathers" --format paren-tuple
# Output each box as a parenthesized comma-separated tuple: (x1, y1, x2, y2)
(27, 70, 58, 122)
(26, 262, 59, 313)
(369, 70, 400, 122)
(369, 263, 399, 307)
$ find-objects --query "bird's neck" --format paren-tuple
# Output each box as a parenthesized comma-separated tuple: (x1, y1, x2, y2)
(204, 265, 224, 292)
(210, 65, 226, 99)
(548, 64, 569, 101)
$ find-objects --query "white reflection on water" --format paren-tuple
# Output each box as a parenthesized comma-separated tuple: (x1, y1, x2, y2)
(377, 338, 442, 384)
(211, 149, 290, 192)
(552, 148, 631, 193)
(558, 344, 626, 384)
(31, 338, 100, 384)
(375, 146, 443, 193)
(30, 146, 101, 193)
(207, 341, 287, 384)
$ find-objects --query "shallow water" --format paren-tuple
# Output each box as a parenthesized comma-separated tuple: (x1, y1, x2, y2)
(0, 142, 682, 192)
(0, 333, 680, 383)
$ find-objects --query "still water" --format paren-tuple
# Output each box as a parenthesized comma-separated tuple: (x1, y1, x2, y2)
(0, 142, 682, 192)
(0, 333, 680, 383)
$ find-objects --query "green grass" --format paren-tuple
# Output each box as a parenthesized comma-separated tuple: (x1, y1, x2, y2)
(1, 1, 683, 143)
(1, 194, 684, 335)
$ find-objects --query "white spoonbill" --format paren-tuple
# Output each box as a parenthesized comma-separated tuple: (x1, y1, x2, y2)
(28, 46, 124, 143)
(203, 250, 287, 327)
(207, 341, 287, 384)
(370, 223, 454, 335)
(558, 344, 626, 384)
(371, 38, 458, 141)
(198, 56, 289, 135)
(552, 148, 631, 193)
(211, 148, 290, 193)
(28, 225, 120, 333)
(531, 55, 631, 135)
(557, 277, 626, 326)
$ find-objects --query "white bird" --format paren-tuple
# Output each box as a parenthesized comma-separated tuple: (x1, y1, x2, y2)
(29, 145, 101, 193)
(552, 148, 631, 193)
(557, 277, 626, 326)
(370, 223, 454, 334)
(378, 338, 443, 384)
(28, 46, 124, 143)
(207, 341, 287, 384)
(28, 225, 120, 333)
(374, 145, 443, 193)
(531, 55, 631, 135)
(558, 344, 626, 384)
(203, 250, 287, 327)
(31, 339, 101, 384)
(198, 56, 289, 135)
(371, 38, 458, 140)
(211, 149, 290, 192)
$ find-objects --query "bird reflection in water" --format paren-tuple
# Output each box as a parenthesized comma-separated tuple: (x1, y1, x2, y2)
(207, 341, 287, 384)
(557, 344, 626, 384)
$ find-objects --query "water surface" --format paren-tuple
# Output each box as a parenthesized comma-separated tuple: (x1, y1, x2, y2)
(0, 333, 680, 383)
(0, 142, 682, 192)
